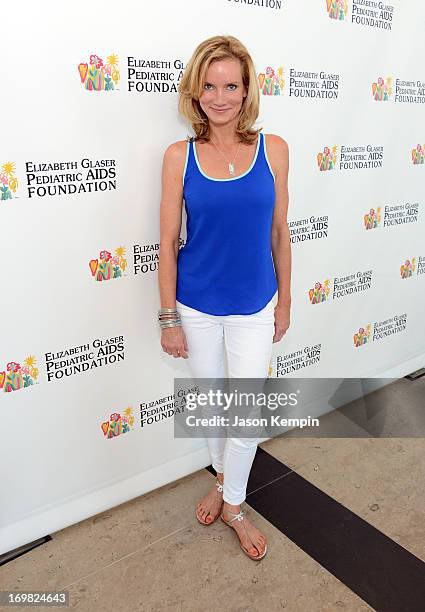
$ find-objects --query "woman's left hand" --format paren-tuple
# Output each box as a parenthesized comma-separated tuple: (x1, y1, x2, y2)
(273, 302, 290, 343)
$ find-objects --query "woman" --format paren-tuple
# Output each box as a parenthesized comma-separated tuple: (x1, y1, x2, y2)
(158, 35, 291, 560)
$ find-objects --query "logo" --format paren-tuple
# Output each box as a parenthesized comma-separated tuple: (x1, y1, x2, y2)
(101, 408, 135, 438)
(141, 386, 193, 428)
(128, 58, 185, 93)
(309, 271, 373, 302)
(1, 161, 18, 201)
(412, 145, 425, 165)
(370, 202, 420, 227)
(45, 336, 125, 382)
(89, 247, 128, 281)
(319, 144, 384, 170)
(400, 258, 416, 279)
(133, 242, 162, 275)
(273, 344, 322, 376)
(354, 314, 407, 346)
(364, 207, 382, 229)
(78, 53, 120, 91)
(258, 67, 285, 96)
(326, 0, 348, 20)
(317, 146, 337, 171)
(372, 76, 392, 101)
(353, 325, 372, 347)
(400, 256, 425, 278)
(309, 280, 331, 304)
(327, 1, 395, 30)
(1, 356, 39, 393)
(26, 158, 117, 199)
(372, 77, 425, 104)
(260, 67, 340, 99)
(289, 215, 329, 243)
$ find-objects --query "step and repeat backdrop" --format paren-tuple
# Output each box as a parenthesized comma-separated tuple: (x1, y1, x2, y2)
(1, 0, 424, 553)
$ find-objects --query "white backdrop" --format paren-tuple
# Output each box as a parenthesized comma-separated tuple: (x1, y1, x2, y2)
(1, 0, 425, 554)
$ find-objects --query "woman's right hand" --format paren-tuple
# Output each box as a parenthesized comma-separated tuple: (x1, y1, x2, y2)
(161, 326, 189, 358)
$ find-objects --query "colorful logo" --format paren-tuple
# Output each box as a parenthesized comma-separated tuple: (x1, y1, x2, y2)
(353, 325, 372, 347)
(101, 407, 135, 438)
(317, 146, 337, 171)
(412, 144, 425, 165)
(400, 258, 416, 279)
(372, 76, 393, 101)
(309, 280, 331, 304)
(258, 67, 285, 96)
(0, 356, 39, 393)
(364, 207, 382, 229)
(77, 53, 120, 91)
(1, 161, 18, 201)
(89, 247, 128, 281)
(326, 0, 348, 20)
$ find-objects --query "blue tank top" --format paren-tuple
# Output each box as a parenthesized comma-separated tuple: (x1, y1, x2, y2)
(176, 131, 278, 315)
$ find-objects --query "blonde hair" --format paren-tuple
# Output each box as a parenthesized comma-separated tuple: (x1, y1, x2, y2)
(178, 35, 261, 144)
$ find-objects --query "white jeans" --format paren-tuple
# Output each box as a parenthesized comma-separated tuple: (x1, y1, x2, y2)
(176, 293, 277, 505)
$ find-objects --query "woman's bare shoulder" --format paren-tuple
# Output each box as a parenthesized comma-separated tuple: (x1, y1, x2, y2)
(265, 133, 289, 154)
(265, 133, 289, 170)
(163, 139, 190, 161)
(264, 133, 289, 179)
(162, 140, 190, 187)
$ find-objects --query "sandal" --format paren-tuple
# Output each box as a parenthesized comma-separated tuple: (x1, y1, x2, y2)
(195, 479, 224, 526)
(221, 507, 268, 560)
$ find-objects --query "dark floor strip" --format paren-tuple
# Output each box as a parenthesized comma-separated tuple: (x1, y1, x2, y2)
(0, 536, 52, 566)
(236, 446, 425, 612)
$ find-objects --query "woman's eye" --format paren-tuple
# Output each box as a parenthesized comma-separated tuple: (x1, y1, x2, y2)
(203, 84, 237, 90)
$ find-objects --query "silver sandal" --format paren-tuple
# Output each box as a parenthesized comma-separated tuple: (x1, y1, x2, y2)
(221, 507, 267, 560)
(195, 478, 224, 526)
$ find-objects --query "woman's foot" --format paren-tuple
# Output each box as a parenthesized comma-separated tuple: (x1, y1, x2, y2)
(222, 502, 267, 558)
(195, 474, 224, 525)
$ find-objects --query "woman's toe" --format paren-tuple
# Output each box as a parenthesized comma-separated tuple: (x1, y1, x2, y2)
(254, 539, 264, 554)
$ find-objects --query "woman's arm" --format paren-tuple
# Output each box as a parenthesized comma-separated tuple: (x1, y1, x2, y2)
(268, 134, 291, 342)
(269, 134, 291, 308)
(158, 141, 186, 308)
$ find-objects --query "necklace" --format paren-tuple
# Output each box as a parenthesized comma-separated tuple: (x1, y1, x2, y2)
(210, 137, 242, 175)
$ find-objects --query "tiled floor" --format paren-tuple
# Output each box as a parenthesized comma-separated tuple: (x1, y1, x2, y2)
(2, 377, 425, 611)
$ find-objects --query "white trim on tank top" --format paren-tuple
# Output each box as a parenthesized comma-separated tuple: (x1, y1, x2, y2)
(182, 139, 190, 188)
(263, 133, 276, 182)
(192, 131, 262, 182)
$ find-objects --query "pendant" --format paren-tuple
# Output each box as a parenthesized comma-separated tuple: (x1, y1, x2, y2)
(229, 162, 235, 175)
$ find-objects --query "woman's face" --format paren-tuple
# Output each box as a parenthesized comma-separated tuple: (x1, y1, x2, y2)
(198, 58, 247, 126)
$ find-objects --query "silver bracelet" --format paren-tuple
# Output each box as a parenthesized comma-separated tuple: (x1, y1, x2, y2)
(158, 312, 181, 320)
(159, 320, 182, 329)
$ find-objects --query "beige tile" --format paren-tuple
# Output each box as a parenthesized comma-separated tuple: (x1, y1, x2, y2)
(1, 466, 374, 611)
(1, 469, 220, 592)
(62, 506, 373, 612)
